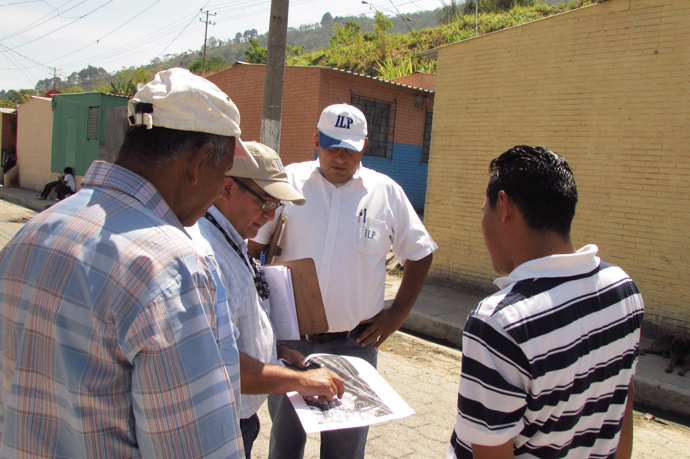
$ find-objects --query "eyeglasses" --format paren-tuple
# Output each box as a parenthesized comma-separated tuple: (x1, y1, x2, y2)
(235, 179, 285, 211)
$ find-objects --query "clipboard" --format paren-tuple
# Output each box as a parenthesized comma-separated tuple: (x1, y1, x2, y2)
(266, 214, 287, 264)
(268, 258, 329, 336)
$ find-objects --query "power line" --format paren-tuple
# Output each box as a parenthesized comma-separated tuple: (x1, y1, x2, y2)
(156, 3, 208, 59)
(48, 0, 162, 63)
(0, 0, 90, 42)
(9, 0, 115, 50)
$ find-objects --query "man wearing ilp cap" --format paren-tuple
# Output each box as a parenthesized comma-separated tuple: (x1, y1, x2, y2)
(0, 68, 253, 458)
(251, 103, 437, 459)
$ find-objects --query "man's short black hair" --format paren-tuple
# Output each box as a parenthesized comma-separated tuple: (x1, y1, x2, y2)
(116, 125, 234, 171)
(486, 145, 578, 237)
(63, 167, 73, 175)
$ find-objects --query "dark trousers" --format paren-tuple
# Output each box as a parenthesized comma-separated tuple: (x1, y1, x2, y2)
(268, 335, 377, 459)
(56, 184, 74, 200)
(40, 180, 60, 199)
(240, 413, 261, 459)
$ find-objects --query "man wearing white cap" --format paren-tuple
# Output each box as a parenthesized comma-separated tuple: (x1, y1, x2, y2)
(0, 68, 254, 459)
(251, 103, 437, 459)
(189, 141, 344, 458)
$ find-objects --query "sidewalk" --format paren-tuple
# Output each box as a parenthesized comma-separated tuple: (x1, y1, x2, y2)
(387, 269, 690, 421)
(2, 184, 689, 421)
(0, 185, 53, 213)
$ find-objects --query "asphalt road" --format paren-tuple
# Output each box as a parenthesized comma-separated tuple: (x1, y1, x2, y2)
(1, 198, 689, 458)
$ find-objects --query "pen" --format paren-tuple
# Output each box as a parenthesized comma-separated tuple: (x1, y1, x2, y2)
(260, 251, 265, 267)
(363, 208, 367, 224)
(358, 210, 362, 222)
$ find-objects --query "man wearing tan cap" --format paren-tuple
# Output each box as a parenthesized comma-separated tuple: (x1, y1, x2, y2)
(0, 68, 253, 459)
(190, 141, 344, 458)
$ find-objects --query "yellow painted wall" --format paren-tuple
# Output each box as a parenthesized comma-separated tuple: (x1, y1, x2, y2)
(426, 0, 690, 335)
(16, 97, 55, 192)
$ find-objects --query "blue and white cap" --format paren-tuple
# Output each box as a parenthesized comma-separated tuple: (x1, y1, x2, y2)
(317, 103, 368, 152)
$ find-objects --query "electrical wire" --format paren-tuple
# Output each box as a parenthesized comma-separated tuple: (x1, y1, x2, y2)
(10, 0, 115, 50)
(49, 0, 162, 63)
(0, 0, 90, 42)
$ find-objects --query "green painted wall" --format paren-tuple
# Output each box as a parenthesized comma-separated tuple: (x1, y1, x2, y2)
(51, 92, 129, 175)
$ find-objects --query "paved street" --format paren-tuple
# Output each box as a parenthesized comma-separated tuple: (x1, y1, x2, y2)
(1, 197, 689, 458)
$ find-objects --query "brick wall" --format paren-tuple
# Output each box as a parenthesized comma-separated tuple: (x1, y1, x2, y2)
(391, 72, 436, 92)
(208, 64, 433, 210)
(425, 0, 690, 335)
(207, 64, 265, 147)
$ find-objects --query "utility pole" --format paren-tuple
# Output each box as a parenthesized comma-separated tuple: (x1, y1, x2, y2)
(475, 0, 479, 35)
(199, 9, 216, 75)
(52, 67, 60, 90)
(260, 0, 289, 152)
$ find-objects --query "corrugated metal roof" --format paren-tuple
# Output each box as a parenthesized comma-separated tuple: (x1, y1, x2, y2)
(0, 107, 16, 114)
(231, 61, 434, 94)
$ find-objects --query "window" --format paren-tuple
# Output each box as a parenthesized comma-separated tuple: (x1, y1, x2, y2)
(422, 110, 433, 163)
(87, 106, 99, 140)
(350, 94, 391, 158)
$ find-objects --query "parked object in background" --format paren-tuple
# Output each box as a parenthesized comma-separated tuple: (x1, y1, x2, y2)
(640, 333, 690, 376)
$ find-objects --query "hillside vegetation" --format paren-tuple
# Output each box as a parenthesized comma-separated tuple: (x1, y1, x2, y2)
(0, 0, 594, 107)
(285, 0, 594, 79)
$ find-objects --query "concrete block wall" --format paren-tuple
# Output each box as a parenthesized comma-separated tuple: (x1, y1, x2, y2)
(15, 97, 55, 193)
(363, 142, 428, 212)
(425, 0, 690, 335)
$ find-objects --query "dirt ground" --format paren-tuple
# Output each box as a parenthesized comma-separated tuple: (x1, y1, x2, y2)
(385, 332, 690, 458)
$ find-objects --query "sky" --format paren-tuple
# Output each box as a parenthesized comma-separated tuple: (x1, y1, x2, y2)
(0, 0, 447, 92)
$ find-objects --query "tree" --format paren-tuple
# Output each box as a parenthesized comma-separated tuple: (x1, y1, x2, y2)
(77, 65, 108, 85)
(244, 38, 267, 63)
(234, 32, 242, 44)
(438, 0, 462, 24)
(321, 12, 333, 27)
(0, 99, 16, 109)
(330, 21, 362, 47)
(94, 66, 151, 96)
(243, 39, 303, 64)
(242, 29, 258, 42)
(7, 89, 37, 104)
(463, 0, 538, 14)
(188, 56, 231, 75)
(61, 86, 85, 93)
(374, 11, 393, 36)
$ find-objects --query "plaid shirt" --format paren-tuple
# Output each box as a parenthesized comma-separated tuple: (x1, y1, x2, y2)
(0, 161, 243, 459)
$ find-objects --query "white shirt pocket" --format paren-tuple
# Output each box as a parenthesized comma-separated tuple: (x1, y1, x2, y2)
(353, 216, 390, 255)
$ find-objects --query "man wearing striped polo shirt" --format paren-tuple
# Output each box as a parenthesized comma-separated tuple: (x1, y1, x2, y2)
(447, 146, 644, 459)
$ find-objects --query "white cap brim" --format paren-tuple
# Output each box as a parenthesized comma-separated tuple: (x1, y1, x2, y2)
(235, 138, 258, 167)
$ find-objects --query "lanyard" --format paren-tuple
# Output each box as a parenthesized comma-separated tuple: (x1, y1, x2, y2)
(204, 212, 270, 300)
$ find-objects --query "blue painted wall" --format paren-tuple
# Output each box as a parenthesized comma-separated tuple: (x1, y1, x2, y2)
(362, 142, 428, 213)
(313, 141, 429, 213)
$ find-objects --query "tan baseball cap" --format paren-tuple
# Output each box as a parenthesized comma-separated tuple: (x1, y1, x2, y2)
(228, 141, 306, 206)
(128, 68, 256, 166)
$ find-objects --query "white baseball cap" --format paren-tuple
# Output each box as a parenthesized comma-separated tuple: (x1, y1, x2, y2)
(229, 142, 306, 205)
(317, 103, 368, 152)
(128, 68, 256, 165)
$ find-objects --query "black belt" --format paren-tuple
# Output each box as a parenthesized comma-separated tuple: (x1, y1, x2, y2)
(302, 323, 370, 343)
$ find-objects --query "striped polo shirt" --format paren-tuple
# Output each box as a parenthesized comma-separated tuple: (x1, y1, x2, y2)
(447, 245, 644, 459)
